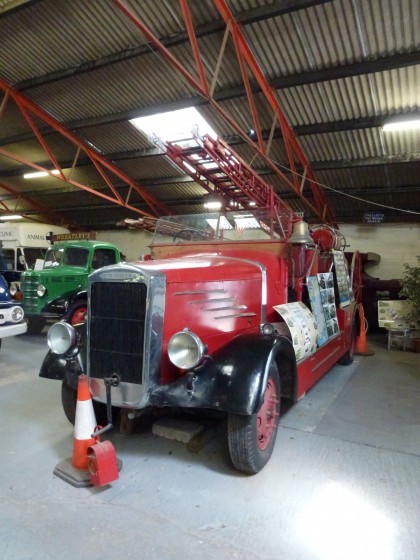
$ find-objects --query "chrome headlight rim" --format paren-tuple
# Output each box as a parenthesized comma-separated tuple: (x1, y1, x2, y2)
(47, 321, 78, 356)
(11, 305, 24, 323)
(168, 328, 206, 370)
(37, 284, 46, 297)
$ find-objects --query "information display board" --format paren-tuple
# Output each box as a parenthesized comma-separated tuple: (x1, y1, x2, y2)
(307, 273, 340, 345)
(377, 300, 415, 329)
(332, 250, 353, 308)
(274, 302, 318, 362)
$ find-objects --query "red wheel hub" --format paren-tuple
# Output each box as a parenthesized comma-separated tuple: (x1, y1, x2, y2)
(71, 307, 87, 325)
(257, 376, 279, 450)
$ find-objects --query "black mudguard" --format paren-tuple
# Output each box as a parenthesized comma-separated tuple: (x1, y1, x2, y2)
(149, 333, 296, 415)
(42, 288, 87, 316)
(39, 323, 87, 389)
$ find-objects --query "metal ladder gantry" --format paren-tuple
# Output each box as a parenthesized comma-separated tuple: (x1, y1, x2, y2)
(165, 135, 297, 219)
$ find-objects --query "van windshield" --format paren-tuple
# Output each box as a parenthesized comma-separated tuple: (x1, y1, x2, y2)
(44, 247, 89, 268)
(20, 248, 46, 270)
(0, 249, 15, 271)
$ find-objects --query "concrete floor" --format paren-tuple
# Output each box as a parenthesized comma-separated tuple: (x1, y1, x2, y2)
(0, 330, 419, 560)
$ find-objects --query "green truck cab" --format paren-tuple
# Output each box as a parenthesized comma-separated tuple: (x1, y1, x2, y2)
(21, 239, 121, 333)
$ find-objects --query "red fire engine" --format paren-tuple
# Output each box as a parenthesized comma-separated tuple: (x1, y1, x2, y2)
(41, 136, 360, 475)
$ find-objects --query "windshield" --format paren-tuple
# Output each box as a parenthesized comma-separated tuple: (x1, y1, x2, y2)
(152, 209, 293, 246)
(20, 248, 46, 270)
(0, 249, 15, 271)
(44, 246, 89, 268)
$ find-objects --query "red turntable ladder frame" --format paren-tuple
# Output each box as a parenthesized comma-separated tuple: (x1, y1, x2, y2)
(166, 134, 294, 217)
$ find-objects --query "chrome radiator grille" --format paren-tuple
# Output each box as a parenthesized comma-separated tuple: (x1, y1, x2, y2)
(89, 281, 147, 384)
(21, 274, 40, 309)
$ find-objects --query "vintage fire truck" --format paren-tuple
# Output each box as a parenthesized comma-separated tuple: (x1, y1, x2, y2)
(40, 207, 360, 474)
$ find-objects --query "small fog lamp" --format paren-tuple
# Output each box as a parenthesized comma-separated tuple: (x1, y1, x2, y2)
(261, 323, 275, 335)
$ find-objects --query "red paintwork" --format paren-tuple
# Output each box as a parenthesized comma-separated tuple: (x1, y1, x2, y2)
(296, 304, 355, 398)
(144, 239, 356, 392)
(87, 441, 119, 487)
(257, 376, 279, 450)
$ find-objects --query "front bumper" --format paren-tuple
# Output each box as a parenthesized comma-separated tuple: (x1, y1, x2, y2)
(0, 322, 27, 338)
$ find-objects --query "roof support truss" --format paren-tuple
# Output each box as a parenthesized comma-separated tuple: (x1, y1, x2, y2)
(113, 0, 336, 224)
(0, 80, 171, 223)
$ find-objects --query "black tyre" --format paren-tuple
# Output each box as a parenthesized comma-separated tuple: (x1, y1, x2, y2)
(338, 311, 359, 365)
(61, 379, 119, 428)
(228, 363, 281, 474)
(26, 316, 46, 335)
(61, 379, 78, 424)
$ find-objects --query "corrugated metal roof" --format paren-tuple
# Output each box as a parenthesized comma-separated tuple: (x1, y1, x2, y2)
(0, 0, 419, 227)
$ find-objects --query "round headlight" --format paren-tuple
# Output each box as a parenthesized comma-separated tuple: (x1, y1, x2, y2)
(11, 306, 24, 322)
(37, 284, 46, 297)
(168, 329, 206, 369)
(47, 321, 77, 355)
(9, 284, 18, 296)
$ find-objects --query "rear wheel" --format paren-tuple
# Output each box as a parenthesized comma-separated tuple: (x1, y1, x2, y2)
(228, 363, 280, 474)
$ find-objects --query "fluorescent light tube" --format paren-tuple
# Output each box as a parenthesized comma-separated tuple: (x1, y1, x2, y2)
(383, 119, 420, 132)
(23, 170, 60, 179)
(0, 214, 23, 220)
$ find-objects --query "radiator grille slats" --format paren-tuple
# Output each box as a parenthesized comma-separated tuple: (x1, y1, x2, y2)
(89, 282, 147, 384)
(22, 274, 41, 308)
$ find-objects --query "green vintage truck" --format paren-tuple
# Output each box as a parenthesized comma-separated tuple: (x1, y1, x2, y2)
(21, 237, 121, 334)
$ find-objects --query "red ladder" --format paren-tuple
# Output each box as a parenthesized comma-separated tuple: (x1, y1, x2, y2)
(165, 135, 297, 219)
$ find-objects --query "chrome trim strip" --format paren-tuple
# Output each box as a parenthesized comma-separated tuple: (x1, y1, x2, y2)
(204, 305, 247, 312)
(214, 312, 257, 320)
(188, 297, 234, 304)
(174, 289, 226, 295)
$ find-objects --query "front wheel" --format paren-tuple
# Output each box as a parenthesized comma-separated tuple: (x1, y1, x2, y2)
(228, 364, 280, 474)
(66, 301, 87, 326)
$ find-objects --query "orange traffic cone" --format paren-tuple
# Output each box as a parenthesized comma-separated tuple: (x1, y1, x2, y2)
(354, 303, 374, 356)
(72, 375, 98, 470)
(54, 376, 122, 487)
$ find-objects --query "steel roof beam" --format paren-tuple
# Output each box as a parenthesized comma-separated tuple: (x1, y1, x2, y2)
(0, 80, 172, 219)
(113, 0, 334, 223)
(2, 145, 420, 183)
(0, 181, 70, 225)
